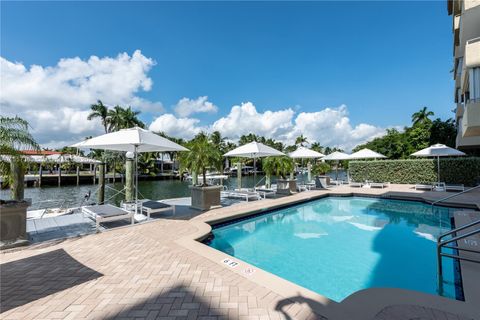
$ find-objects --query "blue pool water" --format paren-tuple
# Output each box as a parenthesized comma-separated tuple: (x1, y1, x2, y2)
(207, 196, 461, 302)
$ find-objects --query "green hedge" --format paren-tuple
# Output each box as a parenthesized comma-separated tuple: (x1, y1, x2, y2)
(349, 158, 480, 186)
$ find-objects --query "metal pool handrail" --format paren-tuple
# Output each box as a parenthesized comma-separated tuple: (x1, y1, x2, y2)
(437, 219, 480, 294)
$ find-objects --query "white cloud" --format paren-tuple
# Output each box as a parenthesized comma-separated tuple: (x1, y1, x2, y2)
(0, 50, 163, 147)
(211, 102, 295, 141)
(149, 114, 205, 140)
(287, 105, 385, 151)
(174, 96, 218, 117)
(148, 103, 386, 151)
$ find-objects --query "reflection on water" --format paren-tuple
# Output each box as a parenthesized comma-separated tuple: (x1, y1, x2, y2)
(1, 170, 347, 209)
(208, 196, 458, 302)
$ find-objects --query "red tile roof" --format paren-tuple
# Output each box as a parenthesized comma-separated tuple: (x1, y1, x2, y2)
(21, 150, 62, 156)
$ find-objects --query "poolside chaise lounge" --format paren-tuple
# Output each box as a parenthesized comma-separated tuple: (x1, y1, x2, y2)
(445, 184, 465, 192)
(329, 180, 343, 186)
(350, 181, 363, 188)
(221, 189, 261, 202)
(82, 204, 134, 231)
(255, 185, 277, 198)
(141, 200, 175, 218)
(370, 182, 390, 189)
(415, 183, 434, 191)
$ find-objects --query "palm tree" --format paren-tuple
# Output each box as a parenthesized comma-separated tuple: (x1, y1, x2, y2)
(107, 105, 124, 132)
(179, 132, 223, 186)
(295, 134, 308, 147)
(87, 100, 109, 133)
(0, 116, 40, 200)
(412, 107, 434, 126)
(122, 106, 144, 128)
(310, 142, 323, 153)
(107, 105, 144, 131)
(262, 156, 294, 182)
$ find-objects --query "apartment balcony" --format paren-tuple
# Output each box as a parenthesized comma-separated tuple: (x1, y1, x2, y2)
(456, 102, 464, 118)
(462, 100, 480, 137)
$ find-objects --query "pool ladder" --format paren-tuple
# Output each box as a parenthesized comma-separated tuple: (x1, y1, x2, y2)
(437, 219, 480, 294)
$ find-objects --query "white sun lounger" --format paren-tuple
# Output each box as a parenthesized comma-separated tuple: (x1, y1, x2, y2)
(141, 200, 175, 219)
(82, 204, 134, 231)
(370, 182, 390, 189)
(445, 184, 464, 192)
(254, 187, 276, 199)
(221, 190, 261, 202)
(415, 184, 434, 191)
(350, 181, 363, 188)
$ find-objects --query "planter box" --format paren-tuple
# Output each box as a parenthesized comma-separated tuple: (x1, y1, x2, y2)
(1, 200, 30, 249)
(315, 175, 331, 189)
(276, 179, 297, 195)
(191, 185, 222, 211)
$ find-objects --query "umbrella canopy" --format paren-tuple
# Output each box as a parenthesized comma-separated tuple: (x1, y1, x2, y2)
(288, 146, 325, 159)
(322, 151, 350, 161)
(411, 144, 465, 184)
(322, 151, 350, 181)
(288, 147, 324, 183)
(224, 142, 285, 189)
(349, 148, 387, 159)
(71, 127, 188, 153)
(224, 141, 285, 158)
(411, 144, 466, 157)
(71, 127, 188, 219)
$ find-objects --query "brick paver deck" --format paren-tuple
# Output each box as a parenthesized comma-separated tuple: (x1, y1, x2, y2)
(1, 185, 479, 320)
(1, 219, 320, 320)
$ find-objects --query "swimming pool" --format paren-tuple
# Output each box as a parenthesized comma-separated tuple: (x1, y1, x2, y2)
(206, 196, 462, 302)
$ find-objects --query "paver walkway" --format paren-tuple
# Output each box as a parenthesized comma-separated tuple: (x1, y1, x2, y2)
(2, 184, 479, 320)
(1, 219, 320, 320)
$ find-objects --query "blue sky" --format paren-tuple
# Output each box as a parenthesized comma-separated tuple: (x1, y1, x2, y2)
(1, 1, 454, 150)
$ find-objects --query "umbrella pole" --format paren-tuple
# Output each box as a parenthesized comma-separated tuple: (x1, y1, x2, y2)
(253, 157, 256, 190)
(336, 160, 339, 181)
(134, 145, 140, 220)
(437, 156, 440, 184)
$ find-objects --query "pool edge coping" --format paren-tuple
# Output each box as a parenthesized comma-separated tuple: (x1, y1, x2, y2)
(176, 189, 480, 320)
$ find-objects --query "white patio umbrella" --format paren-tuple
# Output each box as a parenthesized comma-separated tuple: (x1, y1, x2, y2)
(411, 144, 466, 183)
(289, 147, 325, 182)
(348, 148, 387, 160)
(71, 127, 188, 219)
(322, 151, 350, 180)
(224, 141, 285, 188)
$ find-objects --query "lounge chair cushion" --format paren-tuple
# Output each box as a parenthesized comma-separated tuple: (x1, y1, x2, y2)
(84, 204, 130, 218)
(142, 201, 172, 210)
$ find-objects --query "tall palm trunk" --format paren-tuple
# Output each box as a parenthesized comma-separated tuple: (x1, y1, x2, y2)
(10, 160, 24, 201)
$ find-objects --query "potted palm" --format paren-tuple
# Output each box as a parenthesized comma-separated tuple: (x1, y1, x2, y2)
(312, 162, 332, 188)
(179, 133, 223, 210)
(263, 156, 296, 194)
(1, 116, 39, 248)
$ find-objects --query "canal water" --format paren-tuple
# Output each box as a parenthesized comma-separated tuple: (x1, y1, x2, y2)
(1, 171, 347, 209)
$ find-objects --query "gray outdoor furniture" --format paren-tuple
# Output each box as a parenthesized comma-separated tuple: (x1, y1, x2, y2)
(445, 184, 465, 192)
(82, 204, 134, 231)
(370, 182, 390, 189)
(254, 187, 276, 199)
(415, 184, 434, 191)
(221, 190, 261, 202)
(141, 200, 175, 218)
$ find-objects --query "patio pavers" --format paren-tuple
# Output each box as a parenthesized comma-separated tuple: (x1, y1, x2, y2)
(1, 184, 479, 320)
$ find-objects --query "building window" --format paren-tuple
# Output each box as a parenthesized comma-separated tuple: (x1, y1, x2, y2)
(456, 57, 463, 77)
(469, 67, 480, 101)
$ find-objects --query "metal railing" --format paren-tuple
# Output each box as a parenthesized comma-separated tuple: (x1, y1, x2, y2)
(437, 219, 480, 294)
(431, 184, 480, 207)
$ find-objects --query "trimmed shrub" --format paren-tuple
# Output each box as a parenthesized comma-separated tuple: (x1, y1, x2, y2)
(349, 157, 480, 186)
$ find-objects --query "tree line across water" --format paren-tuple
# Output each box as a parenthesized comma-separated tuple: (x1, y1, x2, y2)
(1, 101, 471, 197)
